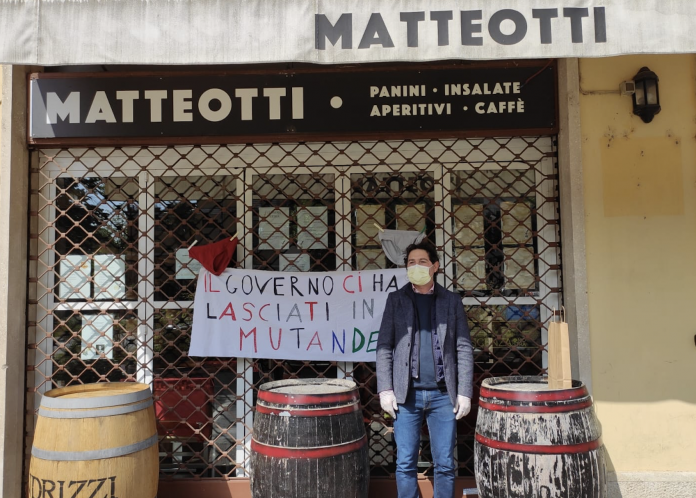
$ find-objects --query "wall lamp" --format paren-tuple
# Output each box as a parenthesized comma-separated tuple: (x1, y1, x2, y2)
(621, 67, 661, 123)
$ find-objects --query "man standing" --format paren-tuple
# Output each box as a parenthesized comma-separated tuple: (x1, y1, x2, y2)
(376, 240, 474, 498)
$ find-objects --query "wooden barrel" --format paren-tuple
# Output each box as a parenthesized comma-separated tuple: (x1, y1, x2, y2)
(250, 379, 369, 498)
(474, 376, 606, 498)
(28, 382, 158, 498)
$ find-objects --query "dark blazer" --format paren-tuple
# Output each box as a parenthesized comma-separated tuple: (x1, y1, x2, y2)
(376, 282, 474, 406)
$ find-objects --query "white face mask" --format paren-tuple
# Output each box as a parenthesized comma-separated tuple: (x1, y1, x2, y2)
(407, 264, 432, 286)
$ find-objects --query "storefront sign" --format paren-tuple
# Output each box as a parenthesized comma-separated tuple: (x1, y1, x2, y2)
(29, 64, 556, 142)
(189, 267, 408, 361)
(3, 1, 696, 65)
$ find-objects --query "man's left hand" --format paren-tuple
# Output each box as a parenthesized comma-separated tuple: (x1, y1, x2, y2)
(453, 395, 471, 420)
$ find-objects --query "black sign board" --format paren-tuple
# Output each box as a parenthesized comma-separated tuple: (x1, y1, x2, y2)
(29, 63, 556, 144)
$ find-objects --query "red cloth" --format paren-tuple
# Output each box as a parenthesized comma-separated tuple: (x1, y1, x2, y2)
(188, 237, 237, 276)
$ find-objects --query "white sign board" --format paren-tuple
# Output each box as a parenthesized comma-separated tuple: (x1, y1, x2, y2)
(2, 1, 696, 65)
(81, 314, 114, 360)
(176, 248, 202, 280)
(189, 268, 408, 361)
(258, 207, 290, 251)
(59, 255, 91, 300)
(94, 255, 126, 300)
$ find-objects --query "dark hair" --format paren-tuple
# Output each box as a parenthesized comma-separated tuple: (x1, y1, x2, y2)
(405, 240, 439, 264)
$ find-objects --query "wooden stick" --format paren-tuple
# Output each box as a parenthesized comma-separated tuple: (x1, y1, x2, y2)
(373, 223, 384, 232)
(188, 240, 199, 250)
(230, 232, 238, 241)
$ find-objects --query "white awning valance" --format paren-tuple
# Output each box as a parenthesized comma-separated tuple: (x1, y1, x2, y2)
(1, 0, 694, 65)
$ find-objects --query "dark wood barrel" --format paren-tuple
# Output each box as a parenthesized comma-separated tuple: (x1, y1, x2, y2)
(250, 379, 369, 498)
(474, 376, 606, 498)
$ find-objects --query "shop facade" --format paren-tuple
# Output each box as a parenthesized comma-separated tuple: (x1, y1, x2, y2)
(0, 2, 695, 498)
(19, 62, 563, 497)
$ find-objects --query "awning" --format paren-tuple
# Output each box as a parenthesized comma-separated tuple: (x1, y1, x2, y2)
(1, 0, 695, 66)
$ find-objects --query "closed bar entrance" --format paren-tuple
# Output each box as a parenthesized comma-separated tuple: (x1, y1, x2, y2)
(26, 63, 561, 497)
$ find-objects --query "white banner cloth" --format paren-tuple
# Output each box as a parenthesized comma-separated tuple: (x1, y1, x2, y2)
(189, 268, 408, 361)
(1, 1, 696, 65)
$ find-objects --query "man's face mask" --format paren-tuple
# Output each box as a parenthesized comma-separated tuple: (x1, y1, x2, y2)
(407, 264, 432, 286)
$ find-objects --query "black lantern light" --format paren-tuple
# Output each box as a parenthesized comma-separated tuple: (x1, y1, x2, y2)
(632, 67, 660, 123)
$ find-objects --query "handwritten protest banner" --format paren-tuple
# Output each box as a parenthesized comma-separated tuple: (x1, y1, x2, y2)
(189, 268, 408, 361)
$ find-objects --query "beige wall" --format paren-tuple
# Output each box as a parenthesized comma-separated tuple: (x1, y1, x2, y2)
(0, 69, 2, 163)
(0, 65, 30, 498)
(580, 54, 696, 473)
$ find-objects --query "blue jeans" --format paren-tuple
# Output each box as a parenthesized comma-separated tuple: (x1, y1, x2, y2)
(393, 388, 457, 498)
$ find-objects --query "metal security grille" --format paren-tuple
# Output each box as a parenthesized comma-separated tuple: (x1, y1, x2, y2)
(26, 137, 561, 482)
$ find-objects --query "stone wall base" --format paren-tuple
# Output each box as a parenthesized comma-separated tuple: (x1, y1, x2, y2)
(608, 472, 696, 498)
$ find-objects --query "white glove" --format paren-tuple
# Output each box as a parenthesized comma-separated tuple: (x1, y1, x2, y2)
(379, 390, 399, 419)
(453, 395, 471, 420)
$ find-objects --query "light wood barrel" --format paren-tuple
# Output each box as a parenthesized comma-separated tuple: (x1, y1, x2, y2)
(250, 379, 369, 498)
(474, 376, 606, 498)
(28, 382, 158, 498)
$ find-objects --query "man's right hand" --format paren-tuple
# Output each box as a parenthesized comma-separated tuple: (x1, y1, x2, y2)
(379, 390, 399, 419)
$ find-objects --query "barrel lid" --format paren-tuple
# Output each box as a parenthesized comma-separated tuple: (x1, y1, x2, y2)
(480, 376, 588, 402)
(40, 382, 152, 409)
(481, 376, 583, 391)
(259, 378, 357, 395)
(257, 379, 359, 406)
